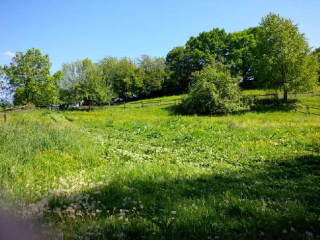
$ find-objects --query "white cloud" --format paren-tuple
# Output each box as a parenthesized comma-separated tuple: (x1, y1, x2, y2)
(2, 51, 15, 57)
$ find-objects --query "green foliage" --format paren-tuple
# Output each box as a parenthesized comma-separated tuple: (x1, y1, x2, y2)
(179, 63, 247, 115)
(3, 48, 53, 105)
(111, 57, 142, 99)
(137, 55, 167, 95)
(313, 47, 320, 82)
(165, 29, 228, 92)
(61, 59, 112, 106)
(165, 46, 190, 92)
(252, 13, 319, 101)
(227, 27, 258, 86)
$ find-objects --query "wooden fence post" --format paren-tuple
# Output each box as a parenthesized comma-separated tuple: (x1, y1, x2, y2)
(141, 101, 144, 107)
(4, 113, 8, 123)
(306, 106, 310, 115)
(253, 95, 256, 102)
(158, 100, 161, 106)
(124, 102, 126, 109)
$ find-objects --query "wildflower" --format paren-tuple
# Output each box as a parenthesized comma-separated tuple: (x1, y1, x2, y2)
(213, 223, 218, 227)
(306, 231, 313, 237)
(291, 227, 296, 232)
(191, 204, 195, 208)
(283, 229, 287, 234)
(140, 205, 144, 209)
(171, 211, 176, 215)
(96, 209, 102, 213)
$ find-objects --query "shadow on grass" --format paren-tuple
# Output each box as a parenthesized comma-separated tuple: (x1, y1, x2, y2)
(46, 155, 320, 239)
(250, 99, 297, 113)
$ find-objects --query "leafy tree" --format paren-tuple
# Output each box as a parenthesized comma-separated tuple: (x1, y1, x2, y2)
(82, 63, 112, 110)
(110, 58, 142, 100)
(3, 48, 51, 105)
(227, 27, 258, 87)
(165, 46, 190, 92)
(186, 28, 228, 65)
(166, 28, 228, 93)
(136, 55, 166, 95)
(253, 13, 318, 101)
(313, 47, 320, 82)
(179, 63, 246, 115)
(61, 59, 111, 108)
(98, 56, 118, 93)
(35, 71, 62, 105)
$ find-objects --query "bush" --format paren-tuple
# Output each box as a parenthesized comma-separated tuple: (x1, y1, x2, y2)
(178, 63, 248, 115)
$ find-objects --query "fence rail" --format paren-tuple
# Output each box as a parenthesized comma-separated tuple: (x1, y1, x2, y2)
(32, 91, 320, 115)
(0, 105, 31, 112)
(294, 104, 320, 116)
(0, 105, 32, 123)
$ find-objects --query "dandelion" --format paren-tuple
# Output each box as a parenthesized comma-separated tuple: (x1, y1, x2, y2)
(213, 223, 218, 227)
(306, 231, 313, 237)
(140, 205, 144, 209)
(171, 211, 176, 215)
(290, 227, 296, 232)
(96, 209, 102, 213)
(191, 204, 195, 208)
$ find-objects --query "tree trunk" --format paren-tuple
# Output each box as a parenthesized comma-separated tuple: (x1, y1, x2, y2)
(283, 87, 288, 103)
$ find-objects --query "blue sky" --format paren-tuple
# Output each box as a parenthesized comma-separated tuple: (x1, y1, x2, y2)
(1, 0, 320, 73)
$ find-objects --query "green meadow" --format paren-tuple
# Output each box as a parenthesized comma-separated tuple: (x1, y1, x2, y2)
(0, 92, 319, 239)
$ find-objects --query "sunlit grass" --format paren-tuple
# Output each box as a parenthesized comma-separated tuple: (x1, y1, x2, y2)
(0, 93, 319, 239)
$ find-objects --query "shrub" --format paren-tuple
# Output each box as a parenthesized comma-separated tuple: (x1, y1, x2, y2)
(178, 63, 248, 115)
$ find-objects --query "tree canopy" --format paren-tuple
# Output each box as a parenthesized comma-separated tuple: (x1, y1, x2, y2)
(252, 13, 318, 101)
(3, 48, 52, 105)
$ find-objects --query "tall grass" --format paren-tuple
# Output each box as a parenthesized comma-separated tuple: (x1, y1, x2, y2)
(0, 93, 319, 239)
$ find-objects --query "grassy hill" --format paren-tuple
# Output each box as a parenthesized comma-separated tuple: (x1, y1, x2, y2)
(0, 92, 319, 239)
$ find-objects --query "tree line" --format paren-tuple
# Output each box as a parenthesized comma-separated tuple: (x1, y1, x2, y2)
(1, 13, 319, 112)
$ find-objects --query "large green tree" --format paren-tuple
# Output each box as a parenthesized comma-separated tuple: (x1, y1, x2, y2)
(227, 27, 258, 87)
(3, 48, 52, 105)
(110, 58, 142, 100)
(61, 59, 111, 108)
(253, 13, 318, 101)
(166, 28, 228, 92)
(136, 55, 166, 95)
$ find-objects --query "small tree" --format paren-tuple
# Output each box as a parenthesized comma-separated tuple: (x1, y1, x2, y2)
(179, 63, 246, 115)
(253, 13, 318, 102)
